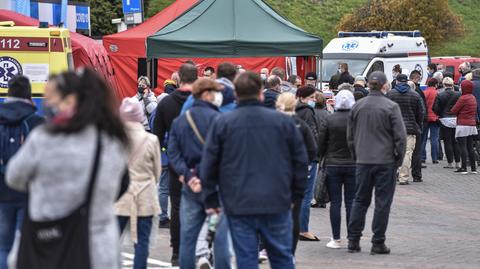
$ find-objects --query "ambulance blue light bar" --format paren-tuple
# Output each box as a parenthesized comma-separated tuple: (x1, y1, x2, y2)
(338, 31, 421, 38)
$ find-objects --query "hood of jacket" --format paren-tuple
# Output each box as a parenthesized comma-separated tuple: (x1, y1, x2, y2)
(0, 100, 37, 124)
(461, 86, 473, 95)
(394, 82, 411, 94)
(170, 89, 191, 105)
(216, 77, 236, 106)
(296, 101, 314, 113)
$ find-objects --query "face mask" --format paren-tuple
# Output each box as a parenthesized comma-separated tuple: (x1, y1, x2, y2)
(43, 103, 59, 120)
(260, 74, 267, 81)
(212, 91, 224, 108)
(338, 69, 343, 74)
(138, 86, 145, 94)
(307, 100, 316, 108)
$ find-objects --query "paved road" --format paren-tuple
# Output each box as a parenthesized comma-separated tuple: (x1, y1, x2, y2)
(122, 159, 480, 269)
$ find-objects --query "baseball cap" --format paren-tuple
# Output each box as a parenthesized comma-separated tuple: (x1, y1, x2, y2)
(305, 72, 317, 81)
(396, 74, 408, 83)
(368, 71, 387, 85)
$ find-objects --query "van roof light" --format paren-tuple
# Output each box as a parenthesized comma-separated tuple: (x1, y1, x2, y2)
(338, 30, 422, 38)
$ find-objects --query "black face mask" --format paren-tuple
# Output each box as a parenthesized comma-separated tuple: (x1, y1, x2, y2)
(137, 86, 145, 94)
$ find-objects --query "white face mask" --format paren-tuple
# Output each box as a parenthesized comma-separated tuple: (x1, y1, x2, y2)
(260, 74, 267, 80)
(212, 91, 223, 108)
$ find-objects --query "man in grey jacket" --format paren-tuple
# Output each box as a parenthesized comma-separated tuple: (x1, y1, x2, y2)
(347, 71, 407, 255)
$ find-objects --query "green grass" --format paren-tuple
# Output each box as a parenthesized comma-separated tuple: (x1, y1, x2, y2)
(146, 0, 480, 56)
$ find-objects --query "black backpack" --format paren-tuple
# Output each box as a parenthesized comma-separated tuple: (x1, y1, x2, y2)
(0, 116, 31, 174)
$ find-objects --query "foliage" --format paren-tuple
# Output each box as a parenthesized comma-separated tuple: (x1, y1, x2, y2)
(89, 0, 123, 36)
(146, 0, 175, 17)
(336, 0, 464, 47)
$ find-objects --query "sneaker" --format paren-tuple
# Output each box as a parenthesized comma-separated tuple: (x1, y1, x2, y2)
(398, 181, 409, 185)
(370, 243, 391, 255)
(326, 239, 342, 249)
(443, 163, 454, 169)
(171, 253, 179, 267)
(198, 256, 212, 269)
(258, 249, 268, 263)
(433, 160, 439, 164)
(471, 170, 478, 174)
(159, 219, 170, 229)
(347, 240, 361, 253)
(421, 164, 427, 169)
(454, 168, 468, 175)
(413, 178, 423, 183)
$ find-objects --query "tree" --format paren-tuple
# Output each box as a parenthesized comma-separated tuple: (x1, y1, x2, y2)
(336, 0, 464, 46)
(147, 0, 175, 18)
(89, 0, 123, 36)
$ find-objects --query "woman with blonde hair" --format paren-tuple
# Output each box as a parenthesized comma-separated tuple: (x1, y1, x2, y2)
(276, 92, 317, 255)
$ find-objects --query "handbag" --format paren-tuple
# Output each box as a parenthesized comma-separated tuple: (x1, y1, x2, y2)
(314, 161, 330, 204)
(17, 130, 102, 269)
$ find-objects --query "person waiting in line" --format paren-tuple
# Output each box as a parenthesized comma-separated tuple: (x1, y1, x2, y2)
(116, 98, 161, 269)
(295, 86, 320, 241)
(353, 76, 369, 98)
(305, 72, 318, 87)
(276, 92, 317, 256)
(421, 78, 441, 164)
(451, 80, 478, 174)
(164, 72, 180, 94)
(263, 75, 282, 109)
(337, 63, 355, 85)
(6, 69, 129, 269)
(317, 90, 356, 249)
(203, 66, 215, 79)
(433, 77, 461, 169)
(134, 76, 157, 131)
(391, 64, 402, 89)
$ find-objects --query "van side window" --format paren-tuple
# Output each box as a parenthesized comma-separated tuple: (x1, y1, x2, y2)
(446, 66, 455, 80)
(367, 61, 384, 78)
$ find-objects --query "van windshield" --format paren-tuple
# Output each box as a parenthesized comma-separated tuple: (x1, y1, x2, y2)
(322, 59, 370, 82)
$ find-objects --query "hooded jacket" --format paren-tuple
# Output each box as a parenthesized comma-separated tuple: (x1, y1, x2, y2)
(296, 102, 319, 143)
(433, 87, 461, 118)
(0, 100, 44, 202)
(318, 110, 355, 166)
(153, 89, 191, 146)
(471, 72, 480, 121)
(386, 83, 424, 135)
(263, 88, 280, 109)
(423, 86, 439, 122)
(451, 86, 478, 126)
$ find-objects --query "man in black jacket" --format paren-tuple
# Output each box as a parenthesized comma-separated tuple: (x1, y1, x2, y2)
(387, 74, 424, 185)
(0, 76, 44, 268)
(201, 72, 308, 269)
(263, 75, 281, 109)
(153, 63, 196, 266)
(347, 71, 406, 255)
(409, 70, 427, 178)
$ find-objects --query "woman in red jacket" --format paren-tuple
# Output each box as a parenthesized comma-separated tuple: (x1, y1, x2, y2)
(451, 80, 478, 174)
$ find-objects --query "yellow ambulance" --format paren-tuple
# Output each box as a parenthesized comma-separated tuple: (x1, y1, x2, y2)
(0, 21, 73, 109)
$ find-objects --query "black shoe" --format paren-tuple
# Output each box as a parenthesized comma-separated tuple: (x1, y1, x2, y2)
(421, 160, 426, 164)
(432, 161, 439, 164)
(171, 253, 179, 266)
(370, 243, 391, 255)
(413, 178, 423, 183)
(348, 240, 361, 253)
(398, 181, 409, 185)
(454, 168, 468, 175)
(159, 219, 170, 229)
(421, 164, 427, 168)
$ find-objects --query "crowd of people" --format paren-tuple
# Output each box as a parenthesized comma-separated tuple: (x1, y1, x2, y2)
(0, 59, 478, 269)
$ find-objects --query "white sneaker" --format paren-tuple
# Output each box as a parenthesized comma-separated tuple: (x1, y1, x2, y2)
(258, 249, 268, 263)
(198, 256, 212, 269)
(326, 239, 342, 249)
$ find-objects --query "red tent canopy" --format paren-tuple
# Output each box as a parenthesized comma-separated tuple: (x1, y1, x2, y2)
(0, 9, 118, 92)
(103, 0, 288, 99)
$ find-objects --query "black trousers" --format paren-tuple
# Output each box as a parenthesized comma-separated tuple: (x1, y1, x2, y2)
(411, 133, 423, 180)
(168, 166, 182, 256)
(442, 126, 461, 164)
(347, 164, 396, 244)
(457, 135, 476, 170)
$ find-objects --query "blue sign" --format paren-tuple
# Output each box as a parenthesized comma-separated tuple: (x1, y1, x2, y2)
(122, 0, 142, 14)
(76, 6, 90, 30)
(342, 41, 359, 51)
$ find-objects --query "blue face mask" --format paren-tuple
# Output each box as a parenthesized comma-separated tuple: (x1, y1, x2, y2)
(307, 100, 316, 108)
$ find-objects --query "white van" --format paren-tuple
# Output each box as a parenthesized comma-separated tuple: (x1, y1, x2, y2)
(321, 31, 429, 90)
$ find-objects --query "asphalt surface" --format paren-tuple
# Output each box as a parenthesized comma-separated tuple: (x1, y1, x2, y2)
(121, 159, 480, 269)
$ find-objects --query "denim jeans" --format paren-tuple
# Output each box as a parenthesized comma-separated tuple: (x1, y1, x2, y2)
(421, 122, 440, 162)
(300, 162, 318, 232)
(326, 166, 356, 240)
(228, 211, 293, 269)
(179, 187, 231, 269)
(118, 216, 153, 269)
(158, 169, 169, 221)
(348, 164, 396, 244)
(0, 201, 25, 269)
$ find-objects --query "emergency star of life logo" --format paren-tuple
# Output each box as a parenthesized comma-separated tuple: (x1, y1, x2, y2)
(342, 40, 359, 51)
(0, 56, 22, 88)
(415, 64, 424, 80)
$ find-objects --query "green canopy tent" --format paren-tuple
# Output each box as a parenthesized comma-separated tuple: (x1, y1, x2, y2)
(146, 0, 323, 58)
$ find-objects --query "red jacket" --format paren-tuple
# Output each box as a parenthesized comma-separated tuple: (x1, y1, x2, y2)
(423, 87, 439, 122)
(451, 87, 478, 126)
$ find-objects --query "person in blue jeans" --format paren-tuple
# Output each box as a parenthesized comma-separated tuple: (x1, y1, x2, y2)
(168, 78, 231, 269)
(0, 75, 44, 269)
(318, 90, 357, 249)
(115, 98, 162, 269)
(201, 72, 309, 269)
(158, 168, 170, 227)
(421, 79, 441, 164)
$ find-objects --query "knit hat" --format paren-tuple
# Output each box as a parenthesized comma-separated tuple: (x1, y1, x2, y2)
(305, 72, 317, 81)
(119, 97, 146, 123)
(442, 77, 454, 87)
(354, 76, 366, 85)
(138, 76, 151, 87)
(296, 85, 316, 98)
(334, 90, 355, 110)
(460, 80, 474, 94)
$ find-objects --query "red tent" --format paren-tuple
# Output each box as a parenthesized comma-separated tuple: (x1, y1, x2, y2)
(0, 9, 118, 92)
(103, 0, 287, 99)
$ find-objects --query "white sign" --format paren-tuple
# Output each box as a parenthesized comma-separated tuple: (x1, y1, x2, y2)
(23, 64, 49, 83)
